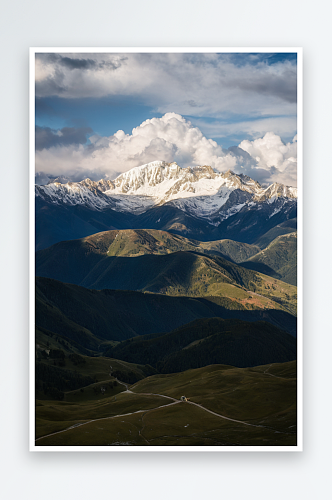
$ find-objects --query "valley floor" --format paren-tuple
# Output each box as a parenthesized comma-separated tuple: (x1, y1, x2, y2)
(35, 361, 297, 447)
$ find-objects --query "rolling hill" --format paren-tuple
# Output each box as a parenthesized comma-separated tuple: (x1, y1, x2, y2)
(106, 317, 296, 372)
(36, 227, 261, 265)
(72, 228, 261, 263)
(35, 232, 297, 314)
(36, 277, 297, 352)
(241, 232, 297, 285)
(254, 218, 297, 249)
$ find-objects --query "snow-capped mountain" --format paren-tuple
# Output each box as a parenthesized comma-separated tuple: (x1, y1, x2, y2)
(35, 160, 297, 223)
(35, 162, 298, 250)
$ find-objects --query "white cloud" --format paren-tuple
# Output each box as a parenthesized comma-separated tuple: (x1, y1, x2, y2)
(35, 113, 297, 186)
(35, 53, 297, 119)
(239, 132, 297, 169)
(238, 132, 297, 185)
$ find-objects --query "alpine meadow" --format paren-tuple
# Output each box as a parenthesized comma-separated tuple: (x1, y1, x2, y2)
(32, 49, 300, 450)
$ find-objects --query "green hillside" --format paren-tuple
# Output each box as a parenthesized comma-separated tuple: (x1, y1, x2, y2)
(103, 229, 260, 262)
(106, 317, 296, 372)
(36, 361, 297, 446)
(200, 238, 260, 262)
(254, 218, 297, 249)
(36, 227, 260, 265)
(36, 237, 297, 315)
(35, 349, 156, 403)
(241, 232, 297, 285)
(106, 229, 200, 256)
(36, 278, 297, 349)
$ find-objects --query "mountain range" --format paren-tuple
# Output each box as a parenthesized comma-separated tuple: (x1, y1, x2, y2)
(36, 160, 297, 212)
(35, 161, 297, 250)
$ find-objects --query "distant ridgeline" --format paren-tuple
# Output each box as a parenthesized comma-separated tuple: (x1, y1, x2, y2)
(35, 161, 297, 250)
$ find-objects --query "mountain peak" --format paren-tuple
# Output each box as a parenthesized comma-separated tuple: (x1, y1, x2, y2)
(36, 160, 297, 221)
(223, 169, 235, 177)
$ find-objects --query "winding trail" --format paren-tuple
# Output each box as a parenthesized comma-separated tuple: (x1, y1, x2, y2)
(115, 378, 132, 393)
(263, 364, 289, 380)
(186, 401, 270, 430)
(35, 380, 288, 443)
(35, 400, 180, 443)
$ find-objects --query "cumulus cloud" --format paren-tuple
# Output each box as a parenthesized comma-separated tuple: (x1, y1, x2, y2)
(237, 132, 297, 185)
(35, 113, 297, 186)
(35, 53, 297, 118)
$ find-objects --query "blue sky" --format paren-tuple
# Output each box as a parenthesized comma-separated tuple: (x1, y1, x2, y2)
(35, 52, 298, 186)
(36, 96, 158, 142)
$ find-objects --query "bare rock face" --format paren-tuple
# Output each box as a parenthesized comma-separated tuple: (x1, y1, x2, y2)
(113, 161, 183, 193)
(95, 179, 115, 192)
(256, 183, 297, 201)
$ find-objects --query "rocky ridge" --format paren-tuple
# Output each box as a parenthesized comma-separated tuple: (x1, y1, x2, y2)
(35, 161, 297, 222)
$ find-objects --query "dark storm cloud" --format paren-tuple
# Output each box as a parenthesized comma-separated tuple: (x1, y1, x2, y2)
(37, 53, 127, 71)
(59, 57, 97, 70)
(35, 125, 93, 150)
(59, 56, 126, 71)
(36, 53, 127, 97)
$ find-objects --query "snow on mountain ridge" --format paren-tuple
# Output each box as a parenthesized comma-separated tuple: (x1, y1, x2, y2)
(35, 161, 297, 220)
(35, 180, 113, 209)
(109, 161, 290, 201)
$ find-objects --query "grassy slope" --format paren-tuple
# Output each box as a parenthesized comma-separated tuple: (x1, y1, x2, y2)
(36, 228, 261, 271)
(36, 361, 297, 446)
(200, 239, 260, 262)
(35, 350, 154, 401)
(254, 218, 297, 249)
(105, 229, 260, 263)
(36, 277, 297, 345)
(36, 326, 118, 356)
(37, 355, 146, 387)
(241, 232, 297, 285)
(36, 235, 297, 315)
(108, 317, 296, 372)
